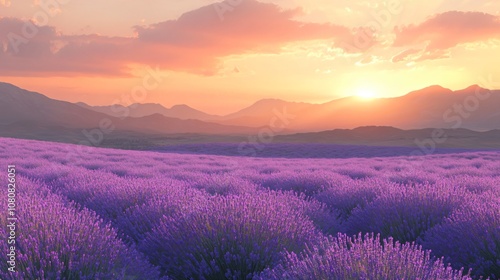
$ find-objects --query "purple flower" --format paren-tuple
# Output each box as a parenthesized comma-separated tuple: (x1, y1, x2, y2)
(260, 233, 471, 280)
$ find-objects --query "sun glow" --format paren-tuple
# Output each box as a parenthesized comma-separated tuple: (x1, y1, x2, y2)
(356, 88, 376, 99)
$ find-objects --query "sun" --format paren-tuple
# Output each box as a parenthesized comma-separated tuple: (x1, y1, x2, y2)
(356, 88, 376, 99)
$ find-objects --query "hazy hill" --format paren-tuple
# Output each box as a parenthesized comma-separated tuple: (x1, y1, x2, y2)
(77, 102, 220, 120)
(78, 85, 500, 132)
(0, 83, 258, 140)
(218, 85, 500, 131)
(274, 126, 500, 149)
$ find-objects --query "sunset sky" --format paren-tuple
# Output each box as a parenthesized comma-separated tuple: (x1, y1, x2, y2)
(1, 0, 500, 114)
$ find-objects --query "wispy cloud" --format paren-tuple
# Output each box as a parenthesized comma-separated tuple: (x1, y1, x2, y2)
(393, 11, 500, 62)
(0, 0, 11, 7)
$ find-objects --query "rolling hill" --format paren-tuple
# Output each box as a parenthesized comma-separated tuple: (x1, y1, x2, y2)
(0, 82, 259, 142)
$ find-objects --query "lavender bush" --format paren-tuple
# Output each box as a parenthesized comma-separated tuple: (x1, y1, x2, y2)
(344, 183, 468, 243)
(186, 172, 259, 195)
(0, 177, 160, 280)
(258, 170, 334, 196)
(260, 233, 471, 280)
(422, 193, 500, 279)
(116, 186, 208, 244)
(140, 191, 319, 279)
(313, 177, 385, 221)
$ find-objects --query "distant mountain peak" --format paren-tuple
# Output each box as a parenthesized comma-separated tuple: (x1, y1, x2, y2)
(407, 85, 453, 96)
(130, 102, 164, 108)
(422, 85, 452, 92)
(170, 104, 192, 109)
(0, 82, 18, 88)
(353, 126, 402, 131)
(253, 98, 287, 105)
(459, 84, 488, 92)
(424, 85, 450, 90)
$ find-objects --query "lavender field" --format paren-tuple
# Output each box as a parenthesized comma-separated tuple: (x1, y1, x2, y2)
(1, 137, 499, 279)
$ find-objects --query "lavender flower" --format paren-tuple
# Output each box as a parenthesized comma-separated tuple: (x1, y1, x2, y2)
(260, 233, 471, 280)
(140, 191, 319, 279)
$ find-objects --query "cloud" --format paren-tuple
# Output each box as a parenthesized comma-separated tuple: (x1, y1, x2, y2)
(391, 48, 421, 63)
(0, 17, 134, 76)
(0, 0, 354, 77)
(355, 55, 379, 66)
(394, 11, 500, 52)
(414, 49, 450, 61)
(0, 0, 11, 7)
(0, 17, 57, 57)
(391, 48, 451, 63)
(133, 0, 353, 73)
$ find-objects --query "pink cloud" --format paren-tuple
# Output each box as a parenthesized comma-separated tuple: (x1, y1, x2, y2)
(0, 18, 134, 76)
(391, 48, 450, 63)
(0, 0, 10, 7)
(0, 0, 354, 77)
(394, 11, 500, 51)
(391, 48, 421, 63)
(414, 49, 451, 62)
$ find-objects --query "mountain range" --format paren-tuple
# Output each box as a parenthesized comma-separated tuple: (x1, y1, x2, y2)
(76, 102, 220, 121)
(77, 84, 500, 132)
(0, 81, 499, 148)
(0, 82, 257, 137)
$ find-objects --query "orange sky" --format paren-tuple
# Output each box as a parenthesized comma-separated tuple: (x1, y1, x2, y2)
(1, 0, 500, 114)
